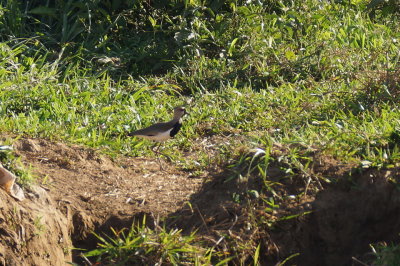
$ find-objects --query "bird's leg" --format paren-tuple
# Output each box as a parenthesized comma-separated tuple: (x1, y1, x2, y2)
(157, 155, 164, 171)
(153, 142, 161, 154)
(152, 143, 173, 170)
(152, 142, 172, 161)
(152, 142, 164, 170)
(157, 146, 172, 162)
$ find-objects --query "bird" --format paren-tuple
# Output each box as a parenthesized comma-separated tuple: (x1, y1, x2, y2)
(128, 106, 187, 166)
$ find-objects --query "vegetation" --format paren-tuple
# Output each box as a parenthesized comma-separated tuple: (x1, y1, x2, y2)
(0, 140, 35, 187)
(84, 216, 231, 265)
(0, 0, 399, 264)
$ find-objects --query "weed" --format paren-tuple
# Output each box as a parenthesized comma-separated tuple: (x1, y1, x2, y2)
(85, 216, 230, 265)
(371, 242, 400, 266)
(0, 139, 36, 187)
(33, 215, 46, 236)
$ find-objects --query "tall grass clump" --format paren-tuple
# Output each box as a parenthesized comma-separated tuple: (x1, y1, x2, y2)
(84, 216, 230, 265)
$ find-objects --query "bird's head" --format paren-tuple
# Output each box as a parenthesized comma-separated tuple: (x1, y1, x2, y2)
(173, 106, 187, 119)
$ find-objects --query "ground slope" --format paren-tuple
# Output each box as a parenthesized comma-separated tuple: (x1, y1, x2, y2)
(1, 136, 399, 265)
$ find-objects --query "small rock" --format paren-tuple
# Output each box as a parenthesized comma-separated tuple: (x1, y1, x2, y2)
(0, 164, 25, 201)
(27, 186, 49, 204)
(19, 139, 41, 153)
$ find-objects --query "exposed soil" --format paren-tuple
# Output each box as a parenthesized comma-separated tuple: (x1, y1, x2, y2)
(0, 136, 399, 265)
(16, 138, 204, 216)
(13, 137, 205, 257)
(0, 183, 71, 266)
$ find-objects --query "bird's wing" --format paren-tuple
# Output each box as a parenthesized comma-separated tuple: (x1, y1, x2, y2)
(129, 121, 174, 136)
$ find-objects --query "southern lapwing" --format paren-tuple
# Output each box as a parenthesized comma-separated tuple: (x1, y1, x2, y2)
(129, 106, 187, 167)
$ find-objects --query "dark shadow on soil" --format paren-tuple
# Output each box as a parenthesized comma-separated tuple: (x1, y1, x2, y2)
(165, 162, 400, 265)
(166, 172, 243, 234)
(165, 161, 302, 264)
(297, 168, 400, 266)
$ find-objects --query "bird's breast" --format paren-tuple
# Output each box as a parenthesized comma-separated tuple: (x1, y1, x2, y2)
(170, 122, 182, 138)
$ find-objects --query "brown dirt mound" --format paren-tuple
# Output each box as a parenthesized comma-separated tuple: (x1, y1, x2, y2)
(12, 137, 203, 262)
(166, 150, 400, 265)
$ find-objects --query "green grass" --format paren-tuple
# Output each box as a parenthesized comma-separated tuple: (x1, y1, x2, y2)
(371, 243, 400, 266)
(84, 216, 231, 265)
(0, 0, 400, 264)
(0, 138, 35, 187)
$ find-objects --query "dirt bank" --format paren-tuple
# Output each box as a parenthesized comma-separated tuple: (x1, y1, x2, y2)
(0, 137, 399, 265)
(0, 185, 71, 265)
